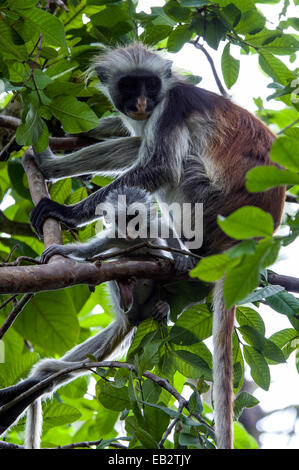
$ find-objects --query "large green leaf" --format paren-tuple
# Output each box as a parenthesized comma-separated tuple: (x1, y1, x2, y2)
(221, 43, 240, 89)
(217, 206, 274, 239)
(270, 136, 299, 172)
(190, 253, 232, 282)
(42, 402, 81, 432)
(223, 239, 281, 309)
(14, 7, 66, 47)
(169, 305, 213, 343)
(50, 96, 99, 133)
(259, 52, 294, 85)
(243, 345, 270, 390)
(13, 290, 80, 354)
(97, 379, 131, 411)
(167, 25, 193, 52)
(246, 166, 299, 191)
(234, 392, 259, 419)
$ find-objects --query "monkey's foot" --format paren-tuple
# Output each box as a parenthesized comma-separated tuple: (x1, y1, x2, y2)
(152, 300, 170, 323)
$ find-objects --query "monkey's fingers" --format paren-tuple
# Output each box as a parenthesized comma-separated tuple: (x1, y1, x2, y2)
(30, 198, 72, 239)
(40, 244, 65, 263)
(152, 300, 170, 323)
(173, 254, 191, 274)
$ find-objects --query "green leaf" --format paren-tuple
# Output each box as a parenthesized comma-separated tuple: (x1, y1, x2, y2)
(125, 415, 158, 448)
(163, 0, 191, 22)
(50, 178, 72, 204)
(218, 206, 274, 239)
(223, 240, 281, 309)
(0, 19, 27, 61)
(236, 307, 265, 335)
(270, 136, 299, 172)
(243, 345, 270, 390)
(97, 380, 131, 411)
(167, 25, 193, 52)
(144, 401, 171, 441)
(205, 17, 228, 49)
(221, 43, 240, 89)
(42, 402, 81, 431)
(234, 392, 259, 419)
(50, 96, 99, 133)
(190, 253, 231, 282)
(259, 52, 294, 85)
(178, 432, 202, 448)
(172, 350, 212, 380)
(233, 422, 259, 449)
(90, 5, 130, 28)
(261, 35, 299, 55)
(237, 284, 284, 304)
(235, 9, 265, 35)
(13, 290, 80, 354)
(265, 290, 299, 317)
(169, 305, 213, 344)
(226, 240, 256, 259)
(246, 166, 299, 191)
(238, 325, 286, 363)
(15, 8, 66, 47)
(188, 389, 203, 415)
(269, 328, 299, 349)
(140, 25, 173, 45)
(16, 106, 44, 146)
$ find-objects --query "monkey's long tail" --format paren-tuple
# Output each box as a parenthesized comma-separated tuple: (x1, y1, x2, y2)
(212, 279, 235, 449)
(0, 318, 134, 449)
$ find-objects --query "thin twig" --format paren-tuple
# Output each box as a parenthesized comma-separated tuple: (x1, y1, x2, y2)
(0, 244, 19, 263)
(277, 118, 299, 136)
(160, 401, 185, 448)
(189, 39, 228, 97)
(0, 294, 18, 311)
(0, 256, 42, 267)
(0, 293, 33, 340)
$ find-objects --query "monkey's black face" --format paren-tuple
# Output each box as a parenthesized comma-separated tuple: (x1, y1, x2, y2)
(112, 71, 162, 120)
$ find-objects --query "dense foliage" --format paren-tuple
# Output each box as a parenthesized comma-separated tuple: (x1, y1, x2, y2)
(0, 0, 298, 449)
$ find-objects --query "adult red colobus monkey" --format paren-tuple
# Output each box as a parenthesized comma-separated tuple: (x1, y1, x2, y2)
(29, 43, 285, 448)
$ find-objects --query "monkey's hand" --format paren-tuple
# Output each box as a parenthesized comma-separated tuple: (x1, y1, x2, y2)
(40, 244, 73, 263)
(30, 198, 75, 239)
(152, 300, 170, 324)
(35, 148, 57, 180)
(173, 254, 198, 273)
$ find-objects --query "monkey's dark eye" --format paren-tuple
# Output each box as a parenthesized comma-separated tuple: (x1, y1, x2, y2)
(118, 78, 135, 93)
(146, 77, 160, 93)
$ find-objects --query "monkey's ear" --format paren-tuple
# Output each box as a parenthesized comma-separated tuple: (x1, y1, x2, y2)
(95, 66, 109, 83)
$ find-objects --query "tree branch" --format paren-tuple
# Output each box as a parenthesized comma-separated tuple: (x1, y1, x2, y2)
(189, 39, 228, 97)
(0, 115, 98, 155)
(0, 293, 33, 340)
(267, 272, 299, 294)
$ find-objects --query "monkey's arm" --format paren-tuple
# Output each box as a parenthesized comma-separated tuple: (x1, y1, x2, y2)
(40, 233, 130, 263)
(80, 116, 130, 139)
(36, 136, 141, 180)
(31, 121, 190, 237)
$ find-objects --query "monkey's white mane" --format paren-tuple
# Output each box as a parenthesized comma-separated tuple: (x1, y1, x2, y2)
(92, 42, 173, 81)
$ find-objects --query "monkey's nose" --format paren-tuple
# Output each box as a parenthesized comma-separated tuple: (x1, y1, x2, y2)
(136, 96, 147, 112)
